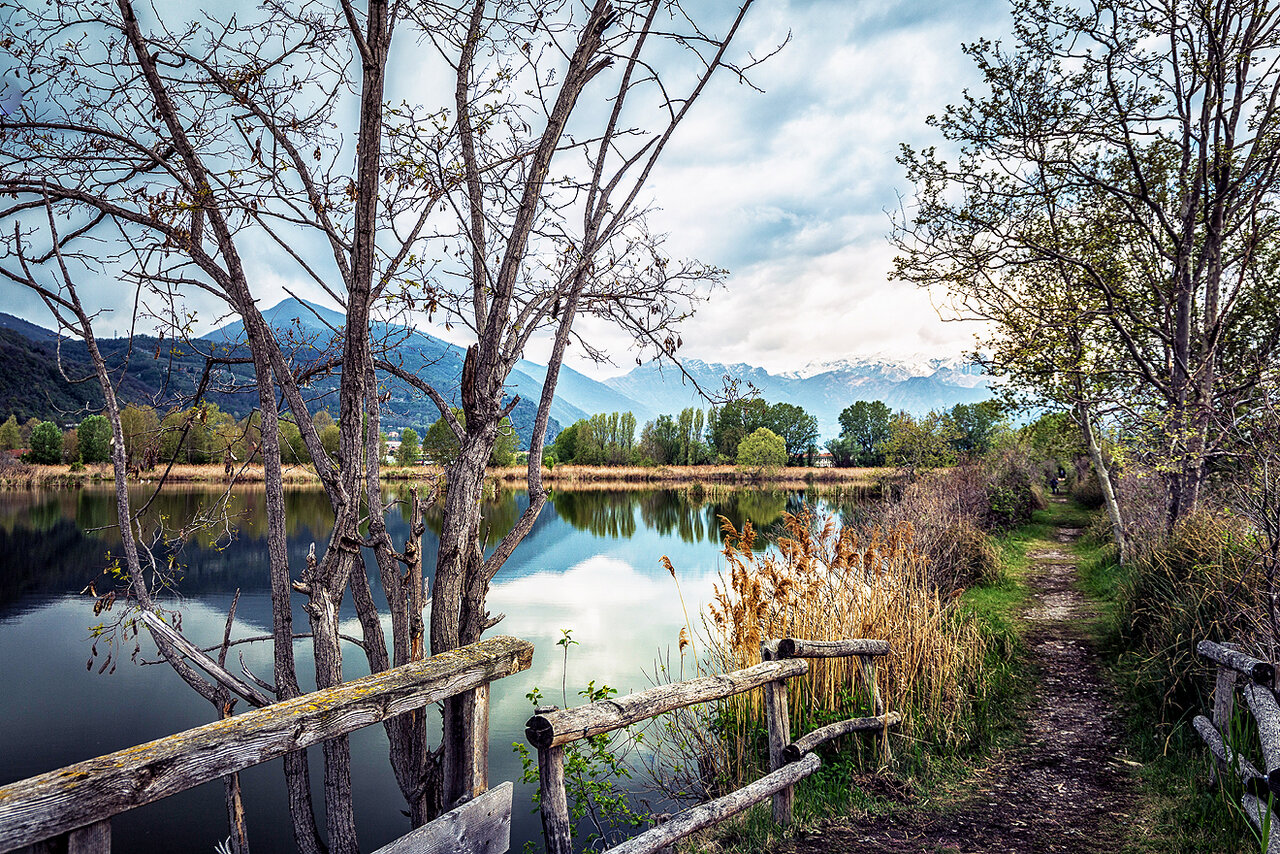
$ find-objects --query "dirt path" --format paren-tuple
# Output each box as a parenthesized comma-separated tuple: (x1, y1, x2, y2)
(779, 501, 1141, 853)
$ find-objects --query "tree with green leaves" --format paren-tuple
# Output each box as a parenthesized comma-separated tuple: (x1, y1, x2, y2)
(396, 428, 421, 467)
(837, 400, 892, 466)
(946, 401, 1005, 457)
(883, 411, 957, 476)
(77, 415, 111, 464)
(765, 402, 817, 465)
(28, 421, 62, 464)
(894, 0, 1280, 527)
(737, 427, 787, 468)
(0, 415, 20, 451)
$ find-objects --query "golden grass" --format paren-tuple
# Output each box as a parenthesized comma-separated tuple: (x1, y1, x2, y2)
(702, 506, 991, 776)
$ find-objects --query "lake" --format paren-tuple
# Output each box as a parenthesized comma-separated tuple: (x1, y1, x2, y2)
(0, 483, 844, 853)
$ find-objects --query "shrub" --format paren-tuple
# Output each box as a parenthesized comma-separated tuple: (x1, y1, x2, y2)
(735, 427, 786, 468)
(27, 421, 62, 464)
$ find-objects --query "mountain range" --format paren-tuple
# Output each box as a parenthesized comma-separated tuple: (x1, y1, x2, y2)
(0, 298, 992, 443)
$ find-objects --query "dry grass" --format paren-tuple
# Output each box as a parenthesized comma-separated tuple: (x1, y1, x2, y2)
(701, 506, 992, 781)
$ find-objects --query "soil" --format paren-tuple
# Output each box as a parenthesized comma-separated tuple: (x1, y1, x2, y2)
(778, 500, 1143, 853)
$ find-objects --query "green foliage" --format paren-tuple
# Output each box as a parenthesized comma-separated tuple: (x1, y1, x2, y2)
(423, 409, 516, 467)
(77, 414, 111, 464)
(27, 421, 62, 464)
(707, 398, 769, 460)
(763, 402, 818, 465)
(736, 427, 787, 468)
(945, 400, 1007, 456)
(823, 434, 858, 467)
(883, 410, 957, 472)
(396, 426, 420, 466)
(837, 400, 892, 466)
(319, 423, 341, 460)
(280, 419, 311, 464)
(0, 415, 20, 451)
(118, 404, 160, 468)
(514, 631, 644, 851)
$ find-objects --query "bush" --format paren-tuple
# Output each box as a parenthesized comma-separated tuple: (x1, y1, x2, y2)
(1071, 471, 1105, 510)
(27, 421, 62, 464)
(735, 427, 786, 468)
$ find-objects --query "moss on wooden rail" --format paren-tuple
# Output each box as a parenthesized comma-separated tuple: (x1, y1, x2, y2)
(525, 659, 807, 750)
(0, 635, 533, 853)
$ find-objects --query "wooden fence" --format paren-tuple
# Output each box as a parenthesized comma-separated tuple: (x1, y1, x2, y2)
(0, 635, 534, 854)
(524, 636, 900, 854)
(1194, 639, 1280, 852)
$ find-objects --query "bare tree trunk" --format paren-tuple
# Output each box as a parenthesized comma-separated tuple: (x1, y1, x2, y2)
(1074, 402, 1128, 565)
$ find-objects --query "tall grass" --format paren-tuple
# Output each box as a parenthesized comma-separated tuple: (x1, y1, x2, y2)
(702, 506, 995, 784)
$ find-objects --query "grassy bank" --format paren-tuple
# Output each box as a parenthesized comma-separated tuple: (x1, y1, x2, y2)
(1075, 513, 1257, 854)
(0, 461, 884, 493)
(689, 493, 1044, 852)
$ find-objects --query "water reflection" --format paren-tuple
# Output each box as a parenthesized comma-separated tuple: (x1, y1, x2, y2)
(0, 483, 856, 853)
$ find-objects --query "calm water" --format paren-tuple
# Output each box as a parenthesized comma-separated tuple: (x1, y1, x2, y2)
(0, 484, 833, 853)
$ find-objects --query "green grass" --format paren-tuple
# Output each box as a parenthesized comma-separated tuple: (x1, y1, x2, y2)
(1068, 501, 1257, 854)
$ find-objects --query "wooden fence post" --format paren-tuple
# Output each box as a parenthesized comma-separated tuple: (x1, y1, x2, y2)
(761, 643, 793, 827)
(468, 683, 491, 800)
(537, 745, 573, 854)
(857, 654, 892, 762)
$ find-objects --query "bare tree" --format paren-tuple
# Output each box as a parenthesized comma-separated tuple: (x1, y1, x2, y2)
(0, 0, 771, 849)
(894, 0, 1280, 528)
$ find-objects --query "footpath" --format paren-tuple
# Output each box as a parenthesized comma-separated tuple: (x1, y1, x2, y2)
(779, 499, 1144, 854)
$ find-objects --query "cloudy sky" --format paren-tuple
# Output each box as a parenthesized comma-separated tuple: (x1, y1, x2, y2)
(611, 0, 1010, 375)
(5, 0, 1013, 378)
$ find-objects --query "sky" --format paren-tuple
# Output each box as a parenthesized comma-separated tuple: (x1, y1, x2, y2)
(3, 0, 1013, 379)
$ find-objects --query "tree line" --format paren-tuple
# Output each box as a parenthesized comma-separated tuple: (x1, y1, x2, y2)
(544, 398, 1006, 469)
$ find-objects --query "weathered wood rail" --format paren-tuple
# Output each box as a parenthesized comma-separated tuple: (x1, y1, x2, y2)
(524, 636, 899, 854)
(1194, 639, 1280, 852)
(0, 635, 534, 854)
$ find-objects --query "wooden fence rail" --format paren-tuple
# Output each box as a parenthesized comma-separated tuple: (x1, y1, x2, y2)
(0, 635, 534, 854)
(1194, 639, 1280, 853)
(524, 636, 899, 854)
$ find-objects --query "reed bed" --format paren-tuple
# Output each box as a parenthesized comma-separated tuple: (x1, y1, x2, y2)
(700, 505, 992, 782)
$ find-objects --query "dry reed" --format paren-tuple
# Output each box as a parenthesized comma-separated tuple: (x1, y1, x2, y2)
(702, 505, 991, 778)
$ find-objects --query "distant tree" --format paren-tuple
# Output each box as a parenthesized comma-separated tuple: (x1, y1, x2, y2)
(946, 401, 1006, 456)
(824, 435, 858, 468)
(28, 421, 62, 464)
(118, 404, 160, 468)
(639, 415, 681, 465)
(883, 411, 957, 476)
(20, 418, 39, 446)
(312, 409, 336, 433)
(708, 398, 770, 460)
(425, 410, 514, 467)
(397, 427, 421, 467)
(61, 427, 79, 464)
(550, 421, 582, 466)
(77, 414, 111, 464)
(837, 400, 892, 466)
(765, 402, 818, 465)
(280, 420, 311, 465)
(0, 416, 20, 450)
(737, 427, 788, 468)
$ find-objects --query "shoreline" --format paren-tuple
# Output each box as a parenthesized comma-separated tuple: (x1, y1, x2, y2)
(0, 462, 887, 493)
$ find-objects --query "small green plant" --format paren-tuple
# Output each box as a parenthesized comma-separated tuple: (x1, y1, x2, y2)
(514, 630, 646, 852)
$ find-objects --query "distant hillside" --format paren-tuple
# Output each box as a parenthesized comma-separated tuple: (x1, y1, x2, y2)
(0, 301, 992, 444)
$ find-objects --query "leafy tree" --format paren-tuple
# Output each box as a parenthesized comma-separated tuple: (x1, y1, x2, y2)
(883, 411, 957, 476)
(946, 401, 1006, 456)
(20, 418, 39, 446)
(837, 400, 892, 466)
(708, 398, 769, 460)
(61, 427, 79, 464)
(765, 402, 818, 465)
(280, 420, 311, 465)
(823, 435, 858, 468)
(28, 421, 62, 464)
(551, 421, 582, 466)
(737, 427, 787, 468)
(639, 415, 681, 465)
(0, 416, 20, 450)
(894, 0, 1280, 525)
(396, 428, 421, 467)
(425, 410, 514, 467)
(118, 404, 160, 468)
(77, 414, 111, 464)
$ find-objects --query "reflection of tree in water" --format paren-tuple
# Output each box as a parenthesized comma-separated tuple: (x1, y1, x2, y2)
(0, 519, 109, 610)
(549, 490, 638, 540)
(710, 490, 789, 547)
(637, 491, 714, 545)
(416, 485, 526, 548)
